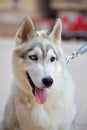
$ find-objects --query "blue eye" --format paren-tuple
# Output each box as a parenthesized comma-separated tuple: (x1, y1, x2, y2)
(29, 55, 38, 60)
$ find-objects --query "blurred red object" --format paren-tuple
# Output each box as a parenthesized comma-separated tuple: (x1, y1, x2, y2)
(61, 13, 87, 38)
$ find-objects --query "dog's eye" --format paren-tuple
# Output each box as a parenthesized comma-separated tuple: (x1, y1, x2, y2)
(50, 57, 56, 62)
(29, 55, 38, 60)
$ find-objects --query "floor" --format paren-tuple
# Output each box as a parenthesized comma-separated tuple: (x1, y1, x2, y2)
(0, 38, 87, 130)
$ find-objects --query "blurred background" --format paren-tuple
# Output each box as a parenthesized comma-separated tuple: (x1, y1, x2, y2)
(0, 0, 87, 130)
(0, 0, 87, 39)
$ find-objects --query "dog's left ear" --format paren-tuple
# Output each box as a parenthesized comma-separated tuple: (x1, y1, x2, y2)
(16, 16, 36, 45)
(47, 18, 62, 44)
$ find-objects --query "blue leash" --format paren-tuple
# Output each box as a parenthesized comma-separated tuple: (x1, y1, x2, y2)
(76, 42, 87, 55)
(66, 42, 87, 63)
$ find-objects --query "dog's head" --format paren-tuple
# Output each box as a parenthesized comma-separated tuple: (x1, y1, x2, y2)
(13, 16, 65, 104)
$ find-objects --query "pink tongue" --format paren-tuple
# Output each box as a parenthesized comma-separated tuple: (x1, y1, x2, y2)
(35, 87, 47, 104)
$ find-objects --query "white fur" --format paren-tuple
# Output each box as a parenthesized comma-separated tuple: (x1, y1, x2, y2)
(1, 17, 76, 130)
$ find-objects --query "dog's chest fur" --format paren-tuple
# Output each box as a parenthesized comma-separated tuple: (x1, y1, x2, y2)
(13, 76, 75, 130)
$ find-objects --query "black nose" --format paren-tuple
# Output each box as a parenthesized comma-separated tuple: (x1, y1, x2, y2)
(42, 77, 53, 87)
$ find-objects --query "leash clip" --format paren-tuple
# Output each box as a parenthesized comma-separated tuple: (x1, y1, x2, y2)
(66, 42, 87, 64)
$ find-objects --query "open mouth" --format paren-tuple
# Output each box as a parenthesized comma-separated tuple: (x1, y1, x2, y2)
(26, 72, 47, 104)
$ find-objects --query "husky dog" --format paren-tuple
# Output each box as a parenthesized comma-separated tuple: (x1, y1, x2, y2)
(1, 16, 76, 130)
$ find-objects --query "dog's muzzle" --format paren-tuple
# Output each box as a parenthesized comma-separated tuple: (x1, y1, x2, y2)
(26, 72, 53, 104)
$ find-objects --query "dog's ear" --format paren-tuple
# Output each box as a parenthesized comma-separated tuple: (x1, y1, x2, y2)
(47, 18, 62, 44)
(16, 16, 36, 45)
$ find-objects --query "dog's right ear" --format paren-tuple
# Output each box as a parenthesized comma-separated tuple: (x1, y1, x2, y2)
(16, 16, 36, 45)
